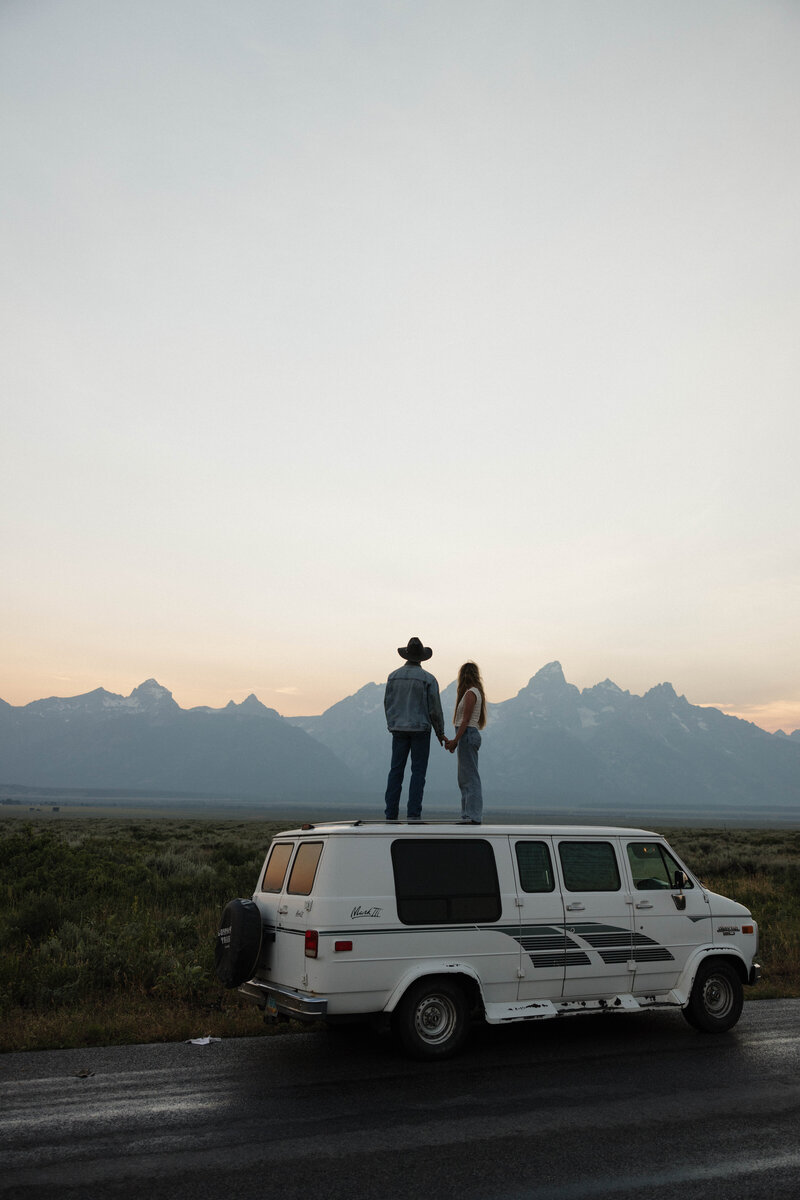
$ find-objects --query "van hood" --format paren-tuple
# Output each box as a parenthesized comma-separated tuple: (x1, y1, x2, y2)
(703, 889, 752, 919)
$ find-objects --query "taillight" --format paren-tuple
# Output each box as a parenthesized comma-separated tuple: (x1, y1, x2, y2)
(304, 930, 319, 958)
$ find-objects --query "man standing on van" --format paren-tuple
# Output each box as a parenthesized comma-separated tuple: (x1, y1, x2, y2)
(384, 637, 445, 823)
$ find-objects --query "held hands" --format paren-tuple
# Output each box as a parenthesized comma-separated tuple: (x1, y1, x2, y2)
(444, 737, 457, 754)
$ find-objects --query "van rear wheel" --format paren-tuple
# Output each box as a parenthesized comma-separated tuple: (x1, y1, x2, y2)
(683, 959, 743, 1033)
(393, 978, 469, 1060)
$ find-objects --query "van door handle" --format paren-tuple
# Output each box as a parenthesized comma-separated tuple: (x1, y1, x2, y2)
(565, 902, 584, 911)
(278, 904, 288, 914)
(635, 900, 654, 909)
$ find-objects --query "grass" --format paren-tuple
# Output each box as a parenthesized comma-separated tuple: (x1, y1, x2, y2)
(1, 817, 797, 1052)
(659, 826, 800, 1000)
(0, 816, 289, 1052)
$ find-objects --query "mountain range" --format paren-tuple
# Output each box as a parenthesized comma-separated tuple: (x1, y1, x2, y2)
(0, 679, 359, 802)
(1, 665, 798, 819)
(290, 662, 800, 818)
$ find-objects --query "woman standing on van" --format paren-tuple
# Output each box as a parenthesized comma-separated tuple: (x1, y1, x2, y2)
(445, 662, 487, 824)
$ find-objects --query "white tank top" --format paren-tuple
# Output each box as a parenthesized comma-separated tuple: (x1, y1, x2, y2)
(454, 687, 482, 728)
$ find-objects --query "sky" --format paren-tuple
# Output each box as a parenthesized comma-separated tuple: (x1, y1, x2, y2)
(2, 0, 799, 733)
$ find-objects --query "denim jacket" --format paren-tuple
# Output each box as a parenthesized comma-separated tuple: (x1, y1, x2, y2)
(384, 664, 444, 739)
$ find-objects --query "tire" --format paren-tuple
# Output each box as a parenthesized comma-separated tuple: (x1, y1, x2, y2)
(682, 959, 743, 1033)
(214, 898, 262, 988)
(393, 978, 470, 1060)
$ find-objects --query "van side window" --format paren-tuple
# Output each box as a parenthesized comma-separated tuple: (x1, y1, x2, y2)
(627, 842, 694, 890)
(261, 842, 294, 892)
(287, 842, 324, 896)
(515, 841, 555, 892)
(391, 839, 501, 925)
(559, 841, 621, 891)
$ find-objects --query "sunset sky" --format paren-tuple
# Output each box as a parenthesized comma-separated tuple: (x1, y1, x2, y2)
(2, 1, 799, 733)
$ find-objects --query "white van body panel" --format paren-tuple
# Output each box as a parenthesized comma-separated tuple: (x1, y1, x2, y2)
(668, 944, 754, 1008)
(383, 961, 486, 1013)
(242, 822, 760, 1036)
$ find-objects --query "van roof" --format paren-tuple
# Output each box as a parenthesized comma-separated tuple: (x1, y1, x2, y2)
(274, 821, 659, 839)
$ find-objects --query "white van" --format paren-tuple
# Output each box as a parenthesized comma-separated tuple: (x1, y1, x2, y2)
(215, 822, 761, 1059)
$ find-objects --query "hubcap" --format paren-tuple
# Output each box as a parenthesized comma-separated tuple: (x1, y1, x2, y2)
(703, 974, 734, 1018)
(414, 994, 457, 1045)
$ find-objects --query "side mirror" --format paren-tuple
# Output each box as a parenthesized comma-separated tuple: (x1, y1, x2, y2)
(674, 870, 688, 890)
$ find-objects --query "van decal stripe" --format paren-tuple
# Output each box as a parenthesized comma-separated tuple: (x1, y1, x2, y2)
(531, 952, 592, 968)
(281, 919, 675, 966)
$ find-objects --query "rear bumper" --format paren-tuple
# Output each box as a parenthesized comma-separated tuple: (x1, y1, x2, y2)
(238, 978, 328, 1020)
(748, 961, 762, 986)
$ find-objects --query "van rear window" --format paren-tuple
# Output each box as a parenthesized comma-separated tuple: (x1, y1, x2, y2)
(391, 839, 501, 925)
(287, 842, 324, 895)
(261, 842, 294, 893)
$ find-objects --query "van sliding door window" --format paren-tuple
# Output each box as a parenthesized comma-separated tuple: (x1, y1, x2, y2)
(261, 842, 294, 892)
(559, 842, 621, 891)
(287, 842, 324, 896)
(515, 842, 555, 892)
(391, 839, 501, 925)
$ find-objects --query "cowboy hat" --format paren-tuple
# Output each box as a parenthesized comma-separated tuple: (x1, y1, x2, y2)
(398, 636, 432, 662)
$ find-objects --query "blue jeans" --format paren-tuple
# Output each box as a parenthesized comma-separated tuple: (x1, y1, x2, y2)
(384, 730, 431, 820)
(457, 727, 482, 821)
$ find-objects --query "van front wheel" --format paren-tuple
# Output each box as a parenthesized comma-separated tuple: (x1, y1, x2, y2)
(394, 978, 469, 1060)
(683, 959, 743, 1033)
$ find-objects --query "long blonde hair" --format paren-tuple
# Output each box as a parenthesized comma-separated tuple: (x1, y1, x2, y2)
(453, 662, 487, 729)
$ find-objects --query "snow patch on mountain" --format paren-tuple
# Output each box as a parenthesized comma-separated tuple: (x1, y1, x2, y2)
(578, 707, 598, 729)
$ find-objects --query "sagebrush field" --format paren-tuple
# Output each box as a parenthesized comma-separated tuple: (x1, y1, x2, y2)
(1, 816, 797, 1052)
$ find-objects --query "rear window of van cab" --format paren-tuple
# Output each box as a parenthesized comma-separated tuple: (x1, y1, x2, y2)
(391, 839, 501, 925)
(261, 842, 294, 892)
(287, 842, 324, 895)
(259, 840, 325, 895)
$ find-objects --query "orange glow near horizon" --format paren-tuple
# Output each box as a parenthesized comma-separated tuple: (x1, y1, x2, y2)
(701, 701, 800, 736)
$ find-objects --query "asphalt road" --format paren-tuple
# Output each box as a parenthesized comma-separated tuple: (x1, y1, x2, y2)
(1, 1000, 799, 1200)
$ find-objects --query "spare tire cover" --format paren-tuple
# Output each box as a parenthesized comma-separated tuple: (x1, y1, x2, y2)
(215, 898, 262, 988)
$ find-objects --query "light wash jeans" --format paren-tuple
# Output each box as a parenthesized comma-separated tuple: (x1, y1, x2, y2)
(456, 726, 482, 822)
